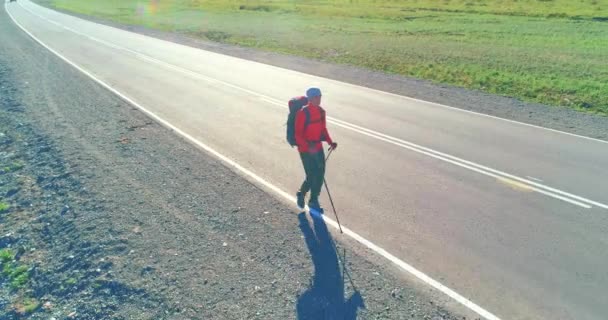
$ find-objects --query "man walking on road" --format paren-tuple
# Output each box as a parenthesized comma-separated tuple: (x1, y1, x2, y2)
(295, 87, 337, 212)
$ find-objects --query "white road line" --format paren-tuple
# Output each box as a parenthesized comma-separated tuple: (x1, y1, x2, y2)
(6, 3, 502, 320)
(327, 121, 592, 208)
(19, 1, 608, 211)
(526, 176, 544, 182)
(324, 117, 607, 210)
(24, 0, 608, 146)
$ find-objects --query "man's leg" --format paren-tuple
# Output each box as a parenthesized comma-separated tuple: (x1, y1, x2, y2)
(298, 152, 315, 208)
(309, 150, 326, 207)
(299, 152, 314, 194)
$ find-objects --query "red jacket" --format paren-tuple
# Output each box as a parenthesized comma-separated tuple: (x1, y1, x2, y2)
(295, 103, 333, 153)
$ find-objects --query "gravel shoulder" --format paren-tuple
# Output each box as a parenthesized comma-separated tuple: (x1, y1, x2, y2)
(1, 4, 467, 320)
(31, 0, 608, 141)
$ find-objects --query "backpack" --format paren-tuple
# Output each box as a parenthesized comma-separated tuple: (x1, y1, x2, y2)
(286, 96, 308, 146)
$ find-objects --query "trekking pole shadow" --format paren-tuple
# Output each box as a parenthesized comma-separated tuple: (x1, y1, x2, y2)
(296, 213, 365, 320)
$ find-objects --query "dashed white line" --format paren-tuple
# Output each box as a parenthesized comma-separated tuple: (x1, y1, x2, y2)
(526, 176, 544, 182)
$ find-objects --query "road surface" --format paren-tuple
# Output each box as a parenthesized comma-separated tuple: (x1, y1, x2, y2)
(6, 1, 608, 319)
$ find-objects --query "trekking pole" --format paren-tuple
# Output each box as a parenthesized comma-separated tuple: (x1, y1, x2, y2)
(325, 148, 334, 162)
(323, 177, 343, 234)
(322, 147, 343, 233)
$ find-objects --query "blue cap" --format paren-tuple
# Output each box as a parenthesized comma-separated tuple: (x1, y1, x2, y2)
(306, 87, 322, 98)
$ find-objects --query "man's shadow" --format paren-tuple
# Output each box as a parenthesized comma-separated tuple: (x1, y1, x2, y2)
(296, 212, 365, 320)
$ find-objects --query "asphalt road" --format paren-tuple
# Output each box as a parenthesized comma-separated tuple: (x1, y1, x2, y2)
(6, 1, 608, 319)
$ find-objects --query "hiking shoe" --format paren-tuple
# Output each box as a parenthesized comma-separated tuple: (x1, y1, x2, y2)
(296, 191, 306, 209)
(308, 199, 323, 215)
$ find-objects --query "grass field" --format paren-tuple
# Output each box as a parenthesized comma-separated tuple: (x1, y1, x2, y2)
(43, 0, 608, 114)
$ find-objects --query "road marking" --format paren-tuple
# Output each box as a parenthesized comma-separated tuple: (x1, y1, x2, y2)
(324, 118, 602, 209)
(16, 2, 608, 209)
(6, 3, 502, 320)
(16, 1, 608, 211)
(497, 177, 534, 192)
(329, 121, 592, 208)
(526, 176, 543, 183)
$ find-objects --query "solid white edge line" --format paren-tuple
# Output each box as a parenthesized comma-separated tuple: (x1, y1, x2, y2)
(6, 3, 503, 320)
(23, 0, 608, 146)
(20, 2, 605, 210)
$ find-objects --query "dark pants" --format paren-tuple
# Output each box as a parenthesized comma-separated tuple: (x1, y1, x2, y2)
(299, 150, 325, 202)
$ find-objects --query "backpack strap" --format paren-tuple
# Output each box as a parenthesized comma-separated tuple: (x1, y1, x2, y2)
(304, 107, 324, 125)
(302, 107, 325, 143)
(303, 107, 311, 129)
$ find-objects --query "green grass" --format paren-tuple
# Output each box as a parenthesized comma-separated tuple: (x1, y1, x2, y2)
(0, 250, 36, 314)
(91, 278, 106, 289)
(2, 161, 24, 174)
(0, 249, 30, 290)
(0, 249, 14, 263)
(13, 298, 40, 314)
(9, 266, 30, 289)
(22, 298, 40, 313)
(0, 202, 9, 213)
(44, 0, 608, 114)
